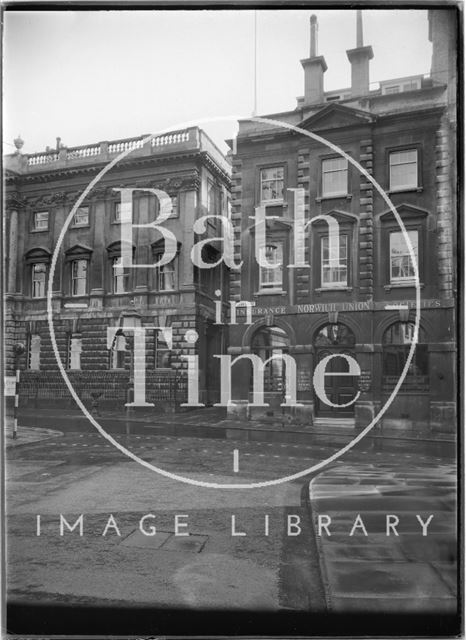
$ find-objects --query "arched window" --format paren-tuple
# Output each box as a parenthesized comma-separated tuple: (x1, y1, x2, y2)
(251, 325, 290, 392)
(383, 322, 428, 390)
(314, 323, 356, 348)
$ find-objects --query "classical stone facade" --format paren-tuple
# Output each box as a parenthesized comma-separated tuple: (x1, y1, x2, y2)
(225, 9, 457, 436)
(5, 128, 231, 409)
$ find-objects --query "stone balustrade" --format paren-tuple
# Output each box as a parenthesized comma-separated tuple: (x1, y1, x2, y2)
(20, 129, 194, 171)
(27, 152, 59, 166)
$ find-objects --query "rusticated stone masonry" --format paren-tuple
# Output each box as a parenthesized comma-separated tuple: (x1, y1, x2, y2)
(229, 157, 243, 302)
(296, 148, 311, 303)
(358, 137, 374, 298)
(435, 116, 454, 299)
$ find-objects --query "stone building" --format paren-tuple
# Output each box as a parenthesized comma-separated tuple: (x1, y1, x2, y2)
(5, 127, 231, 408)
(225, 9, 457, 436)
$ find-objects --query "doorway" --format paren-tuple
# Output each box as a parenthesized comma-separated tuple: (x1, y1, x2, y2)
(313, 323, 357, 418)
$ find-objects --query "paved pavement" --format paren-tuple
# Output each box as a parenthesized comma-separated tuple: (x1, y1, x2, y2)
(17, 405, 457, 456)
(5, 423, 63, 448)
(6, 431, 326, 611)
(309, 460, 457, 613)
(5, 423, 458, 623)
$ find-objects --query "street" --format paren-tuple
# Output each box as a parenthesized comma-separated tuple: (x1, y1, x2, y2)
(5, 428, 458, 634)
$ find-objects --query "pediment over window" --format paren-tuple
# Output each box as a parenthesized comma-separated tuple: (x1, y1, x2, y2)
(24, 247, 51, 263)
(378, 203, 429, 223)
(65, 244, 93, 260)
(309, 209, 358, 226)
(106, 240, 136, 258)
(298, 103, 376, 132)
(151, 239, 182, 255)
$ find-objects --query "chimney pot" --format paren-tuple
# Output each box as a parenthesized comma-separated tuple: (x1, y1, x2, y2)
(310, 14, 318, 57)
(346, 11, 373, 97)
(301, 15, 327, 106)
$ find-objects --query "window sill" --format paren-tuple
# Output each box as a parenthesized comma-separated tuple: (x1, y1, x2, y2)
(387, 187, 423, 194)
(259, 200, 285, 206)
(316, 194, 351, 202)
(111, 220, 121, 225)
(70, 224, 90, 230)
(316, 286, 353, 293)
(384, 282, 425, 291)
(254, 289, 287, 297)
(30, 228, 49, 233)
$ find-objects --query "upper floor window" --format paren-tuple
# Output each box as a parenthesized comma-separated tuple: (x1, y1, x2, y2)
(32, 263, 47, 298)
(73, 206, 89, 227)
(390, 230, 418, 284)
(321, 235, 348, 288)
(260, 166, 284, 203)
(259, 242, 283, 290)
(33, 211, 49, 231)
(27, 334, 41, 370)
(114, 202, 121, 223)
(112, 256, 129, 294)
(156, 260, 177, 292)
(389, 149, 418, 191)
(322, 158, 348, 197)
(71, 259, 88, 296)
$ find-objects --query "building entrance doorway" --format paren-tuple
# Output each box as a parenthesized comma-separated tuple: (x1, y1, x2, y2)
(251, 325, 290, 407)
(313, 323, 357, 417)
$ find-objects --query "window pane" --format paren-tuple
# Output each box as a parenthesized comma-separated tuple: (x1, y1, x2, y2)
(34, 212, 49, 229)
(259, 243, 283, 288)
(69, 337, 82, 369)
(73, 207, 89, 226)
(322, 158, 347, 196)
(29, 335, 41, 370)
(113, 257, 128, 293)
(260, 167, 284, 202)
(390, 230, 418, 282)
(72, 260, 87, 295)
(32, 263, 46, 297)
(321, 235, 348, 286)
(390, 150, 418, 189)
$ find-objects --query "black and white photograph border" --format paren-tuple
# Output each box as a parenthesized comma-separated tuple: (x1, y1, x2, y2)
(2, 2, 461, 638)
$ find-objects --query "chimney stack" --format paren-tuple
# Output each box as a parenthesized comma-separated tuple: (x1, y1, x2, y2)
(301, 15, 327, 106)
(346, 10, 373, 97)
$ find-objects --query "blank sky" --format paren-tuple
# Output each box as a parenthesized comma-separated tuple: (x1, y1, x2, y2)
(4, 9, 432, 155)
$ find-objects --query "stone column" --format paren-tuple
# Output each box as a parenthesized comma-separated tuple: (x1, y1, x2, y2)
(354, 344, 376, 431)
(89, 200, 105, 309)
(7, 209, 18, 293)
(180, 190, 196, 290)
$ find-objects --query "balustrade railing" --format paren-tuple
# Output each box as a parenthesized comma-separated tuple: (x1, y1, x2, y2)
(66, 145, 100, 159)
(23, 129, 193, 168)
(151, 131, 190, 147)
(108, 138, 145, 154)
(27, 152, 59, 166)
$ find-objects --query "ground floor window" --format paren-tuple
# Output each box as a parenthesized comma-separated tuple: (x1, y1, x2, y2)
(27, 334, 41, 370)
(68, 335, 82, 370)
(251, 325, 290, 392)
(155, 330, 171, 368)
(383, 322, 428, 390)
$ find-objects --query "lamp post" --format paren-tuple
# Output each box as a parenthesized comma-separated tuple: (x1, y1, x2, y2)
(13, 342, 25, 439)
